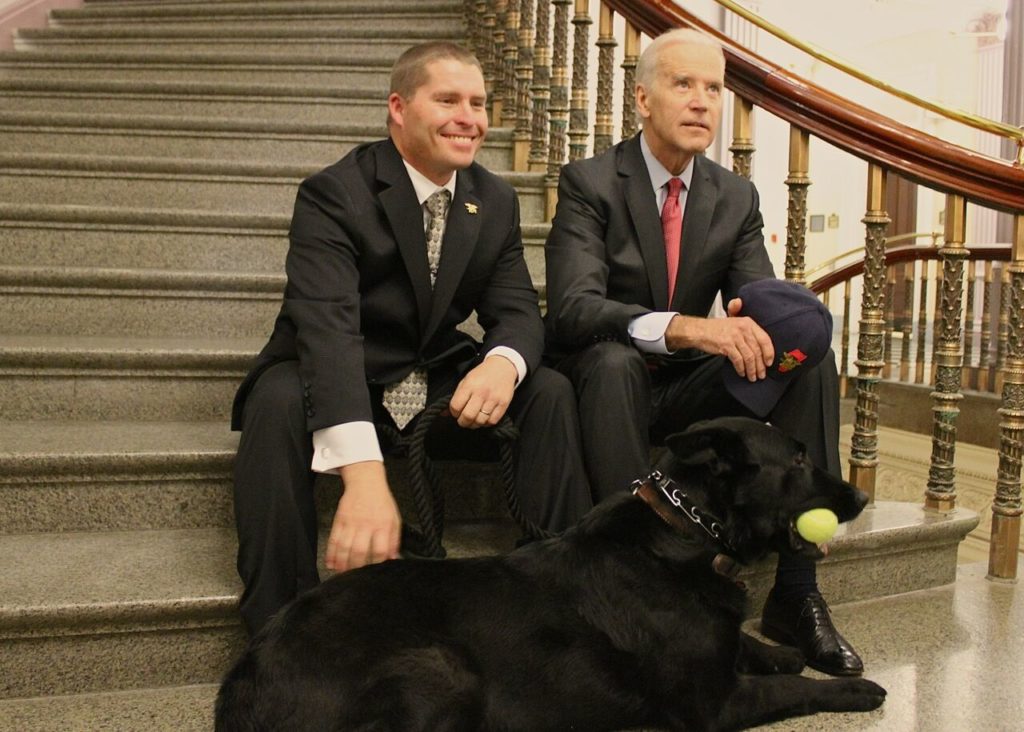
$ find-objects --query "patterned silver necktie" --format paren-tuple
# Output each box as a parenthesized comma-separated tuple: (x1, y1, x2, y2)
(383, 189, 452, 429)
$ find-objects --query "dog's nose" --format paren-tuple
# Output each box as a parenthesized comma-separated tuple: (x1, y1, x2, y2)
(853, 488, 869, 510)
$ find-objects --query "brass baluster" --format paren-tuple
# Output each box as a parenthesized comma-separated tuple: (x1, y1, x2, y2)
(989, 214, 1024, 580)
(964, 260, 978, 390)
(925, 194, 969, 512)
(996, 264, 1010, 395)
(620, 20, 640, 141)
(529, 0, 552, 172)
(840, 279, 851, 398)
(900, 264, 915, 382)
(491, 1, 509, 126)
(513, 0, 535, 171)
(930, 265, 944, 384)
(849, 164, 890, 501)
(882, 268, 895, 380)
(545, 0, 571, 220)
(481, 2, 498, 116)
(593, 4, 617, 154)
(568, 0, 593, 162)
(915, 260, 929, 384)
(466, 0, 479, 51)
(979, 261, 994, 392)
(730, 96, 755, 180)
(784, 127, 810, 284)
(502, 1, 520, 129)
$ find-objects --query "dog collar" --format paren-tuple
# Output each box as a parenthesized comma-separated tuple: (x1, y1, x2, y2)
(631, 470, 734, 554)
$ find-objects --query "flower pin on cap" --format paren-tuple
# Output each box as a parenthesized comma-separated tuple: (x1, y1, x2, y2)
(721, 279, 833, 418)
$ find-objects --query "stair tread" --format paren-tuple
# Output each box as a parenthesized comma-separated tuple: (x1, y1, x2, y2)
(0, 520, 519, 631)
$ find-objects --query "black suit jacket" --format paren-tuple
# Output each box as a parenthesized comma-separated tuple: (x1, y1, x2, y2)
(232, 139, 543, 431)
(544, 134, 774, 361)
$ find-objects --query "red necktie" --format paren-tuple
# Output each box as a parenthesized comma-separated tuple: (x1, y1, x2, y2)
(661, 177, 683, 304)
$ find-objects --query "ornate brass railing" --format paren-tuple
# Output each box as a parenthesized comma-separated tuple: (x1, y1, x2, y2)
(461, 0, 1024, 579)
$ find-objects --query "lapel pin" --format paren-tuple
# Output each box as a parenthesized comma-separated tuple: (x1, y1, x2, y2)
(464, 203, 479, 215)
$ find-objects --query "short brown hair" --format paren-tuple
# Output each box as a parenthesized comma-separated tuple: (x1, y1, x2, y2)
(390, 42, 483, 100)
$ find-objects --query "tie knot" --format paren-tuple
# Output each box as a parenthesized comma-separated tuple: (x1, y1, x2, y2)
(426, 188, 452, 219)
(666, 177, 683, 199)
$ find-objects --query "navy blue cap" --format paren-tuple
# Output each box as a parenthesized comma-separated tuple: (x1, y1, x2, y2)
(722, 279, 832, 418)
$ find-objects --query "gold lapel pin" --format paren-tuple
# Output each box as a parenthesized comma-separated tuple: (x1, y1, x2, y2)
(464, 203, 479, 215)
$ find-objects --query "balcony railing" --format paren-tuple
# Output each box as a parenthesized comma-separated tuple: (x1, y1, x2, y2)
(462, 0, 1024, 579)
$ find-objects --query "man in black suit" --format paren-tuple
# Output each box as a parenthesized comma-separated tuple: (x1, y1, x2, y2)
(232, 43, 593, 636)
(544, 29, 863, 676)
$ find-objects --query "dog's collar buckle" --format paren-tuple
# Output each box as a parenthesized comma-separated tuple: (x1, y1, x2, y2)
(632, 470, 730, 549)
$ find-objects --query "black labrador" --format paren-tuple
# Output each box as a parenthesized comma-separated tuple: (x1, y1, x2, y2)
(216, 417, 886, 731)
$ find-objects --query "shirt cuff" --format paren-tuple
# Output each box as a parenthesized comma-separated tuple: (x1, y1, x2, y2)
(311, 421, 384, 474)
(628, 311, 678, 355)
(484, 346, 527, 386)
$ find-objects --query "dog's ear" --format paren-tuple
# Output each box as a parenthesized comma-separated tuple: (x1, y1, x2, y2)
(664, 424, 752, 477)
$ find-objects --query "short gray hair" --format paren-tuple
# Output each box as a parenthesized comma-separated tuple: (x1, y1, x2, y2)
(635, 28, 725, 90)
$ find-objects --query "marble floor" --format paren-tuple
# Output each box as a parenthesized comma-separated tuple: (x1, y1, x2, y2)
(0, 561, 1019, 731)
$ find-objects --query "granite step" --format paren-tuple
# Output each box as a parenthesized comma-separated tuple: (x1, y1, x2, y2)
(0, 204, 547, 274)
(0, 334, 256, 420)
(0, 502, 979, 699)
(0, 80, 391, 125)
(0, 418, 517, 535)
(0, 112, 515, 171)
(0, 155, 547, 223)
(14, 29, 457, 57)
(55, 0, 463, 20)
(0, 520, 520, 699)
(0, 265, 283, 338)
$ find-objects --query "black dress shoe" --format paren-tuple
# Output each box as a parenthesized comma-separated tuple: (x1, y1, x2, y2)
(760, 591, 864, 677)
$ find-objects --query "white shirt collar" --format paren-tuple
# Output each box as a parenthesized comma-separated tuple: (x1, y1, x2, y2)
(639, 133, 695, 196)
(402, 161, 457, 206)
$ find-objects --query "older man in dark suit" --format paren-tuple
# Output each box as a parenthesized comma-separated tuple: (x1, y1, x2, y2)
(544, 28, 862, 676)
(232, 42, 592, 636)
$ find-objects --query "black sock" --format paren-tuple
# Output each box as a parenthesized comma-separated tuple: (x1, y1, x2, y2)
(771, 554, 819, 603)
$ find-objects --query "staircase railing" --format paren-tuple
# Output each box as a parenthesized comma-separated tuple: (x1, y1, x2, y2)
(462, 0, 1024, 580)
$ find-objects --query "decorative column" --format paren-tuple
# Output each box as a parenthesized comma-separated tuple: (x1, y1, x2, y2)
(513, 0, 535, 171)
(491, 1, 509, 127)
(620, 20, 640, 141)
(730, 96, 755, 180)
(784, 126, 810, 284)
(989, 213, 1024, 580)
(568, 0, 592, 162)
(593, 3, 616, 154)
(501, 1, 520, 129)
(481, 2, 498, 112)
(925, 195, 969, 512)
(545, 0, 571, 219)
(529, 0, 552, 172)
(849, 164, 890, 501)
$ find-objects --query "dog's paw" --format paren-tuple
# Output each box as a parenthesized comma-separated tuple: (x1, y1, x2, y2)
(820, 678, 887, 712)
(766, 645, 805, 674)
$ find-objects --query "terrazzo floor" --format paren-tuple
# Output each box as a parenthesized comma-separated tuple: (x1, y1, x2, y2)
(0, 561, 1019, 731)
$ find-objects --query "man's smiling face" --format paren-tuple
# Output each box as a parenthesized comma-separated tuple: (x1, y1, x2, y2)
(388, 58, 488, 186)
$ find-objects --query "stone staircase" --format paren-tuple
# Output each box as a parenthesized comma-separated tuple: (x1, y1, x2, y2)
(0, 0, 981, 727)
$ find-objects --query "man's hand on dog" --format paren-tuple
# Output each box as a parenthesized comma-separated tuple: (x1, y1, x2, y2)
(449, 354, 517, 428)
(326, 461, 402, 573)
(664, 298, 774, 381)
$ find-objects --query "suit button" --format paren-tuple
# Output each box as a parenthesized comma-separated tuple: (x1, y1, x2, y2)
(307, 409, 315, 417)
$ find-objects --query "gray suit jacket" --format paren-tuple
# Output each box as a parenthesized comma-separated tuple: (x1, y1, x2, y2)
(544, 134, 773, 361)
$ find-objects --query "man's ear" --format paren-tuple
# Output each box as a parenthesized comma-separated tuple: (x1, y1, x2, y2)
(635, 84, 651, 120)
(388, 93, 404, 128)
(664, 423, 751, 477)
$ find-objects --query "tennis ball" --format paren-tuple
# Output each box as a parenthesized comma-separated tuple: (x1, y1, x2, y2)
(795, 508, 839, 545)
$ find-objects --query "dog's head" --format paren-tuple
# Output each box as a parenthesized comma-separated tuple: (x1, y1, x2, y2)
(657, 417, 868, 563)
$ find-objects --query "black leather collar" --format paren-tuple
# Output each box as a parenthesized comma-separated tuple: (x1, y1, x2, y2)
(631, 470, 745, 588)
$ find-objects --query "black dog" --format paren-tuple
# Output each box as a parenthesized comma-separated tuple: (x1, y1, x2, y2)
(216, 417, 885, 731)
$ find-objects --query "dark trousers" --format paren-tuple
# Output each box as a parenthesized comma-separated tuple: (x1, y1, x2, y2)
(233, 360, 594, 635)
(557, 341, 843, 598)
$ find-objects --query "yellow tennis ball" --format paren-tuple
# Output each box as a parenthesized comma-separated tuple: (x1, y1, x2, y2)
(795, 508, 839, 545)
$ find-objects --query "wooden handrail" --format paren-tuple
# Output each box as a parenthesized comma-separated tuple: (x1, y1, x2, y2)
(603, 0, 1024, 213)
(810, 243, 1011, 293)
